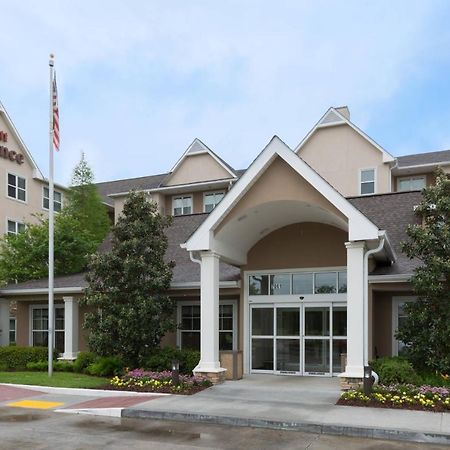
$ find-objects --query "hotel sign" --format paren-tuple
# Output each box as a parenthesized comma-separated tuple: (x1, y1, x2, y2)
(0, 131, 24, 165)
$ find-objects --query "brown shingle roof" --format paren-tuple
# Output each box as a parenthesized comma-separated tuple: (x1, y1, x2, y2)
(397, 149, 450, 168)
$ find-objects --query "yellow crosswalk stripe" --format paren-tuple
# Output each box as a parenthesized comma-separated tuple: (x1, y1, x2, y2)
(7, 400, 64, 409)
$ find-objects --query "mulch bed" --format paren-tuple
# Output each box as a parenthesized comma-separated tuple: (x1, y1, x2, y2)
(336, 398, 449, 413)
(98, 384, 210, 395)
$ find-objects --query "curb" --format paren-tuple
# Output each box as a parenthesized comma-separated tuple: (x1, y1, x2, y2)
(121, 409, 450, 445)
(0, 383, 171, 398)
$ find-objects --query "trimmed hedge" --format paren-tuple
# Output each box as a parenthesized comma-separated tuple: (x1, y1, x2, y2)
(370, 357, 420, 385)
(26, 360, 74, 372)
(86, 356, 124, 377)
(0, 346, 51, 371)
(144, 347, 200, 375)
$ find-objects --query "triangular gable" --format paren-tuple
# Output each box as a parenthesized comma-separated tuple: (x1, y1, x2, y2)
(184, 136, 381, 260)
(0, 100, 44, 179)
(161, 138, 236, 186)
(295, 107, 395, 163)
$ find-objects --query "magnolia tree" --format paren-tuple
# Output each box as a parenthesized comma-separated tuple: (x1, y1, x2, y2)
(83, 191, 176, 367)
(399, 169, 450, 373)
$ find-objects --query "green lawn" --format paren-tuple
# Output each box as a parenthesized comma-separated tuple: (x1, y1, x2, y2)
(0, 371, 109, 388)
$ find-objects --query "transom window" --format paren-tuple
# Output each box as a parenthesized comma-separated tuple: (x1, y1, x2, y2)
(360, 169, 375, 195)
(7, 220, 25, 236)
(249, 271, 347, 296)
(178, 302, 236, 351)
(7, 173, 26, 202)
(31, 306, 65, 353)
(172, 195, 192, 216)
(203, 191, 225, 213)
(397, 176, 426, 192)
(43, 186, 63, 212)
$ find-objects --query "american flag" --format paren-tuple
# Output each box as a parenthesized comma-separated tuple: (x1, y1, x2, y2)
(52, 74, 60, 150)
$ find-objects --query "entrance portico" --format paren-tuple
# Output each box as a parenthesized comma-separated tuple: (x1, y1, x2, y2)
(183, 136, 393, 385)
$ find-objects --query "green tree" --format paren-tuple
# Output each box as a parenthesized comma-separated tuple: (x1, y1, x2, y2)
(398, 168, 450, 373)
(66, 152, 110, 244)
(0, 212, 96, 284)
(82, 191, 175, 367)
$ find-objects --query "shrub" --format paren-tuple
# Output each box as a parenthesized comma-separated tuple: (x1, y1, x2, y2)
(143, 347, 200, 375)
(370, 357, 420, 385)
(26, 360, 48, 371)
(0, 346, 50, 370)
(86, 356, 124, 377)
(54, 360, 74, 372)
(26, 360, 74, 372)
(73, 352, 97, 373)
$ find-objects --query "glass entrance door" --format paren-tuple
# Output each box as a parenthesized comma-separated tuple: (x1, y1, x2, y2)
(275, 307, 300, 373)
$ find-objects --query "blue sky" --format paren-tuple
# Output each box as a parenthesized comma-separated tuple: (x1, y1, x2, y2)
(1, 1, 450, 184)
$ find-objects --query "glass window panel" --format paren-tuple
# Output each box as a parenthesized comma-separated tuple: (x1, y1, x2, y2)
(181, 332, 200, 350)
(8, 173, 15, 186)
(33, 331, 47, 347)
(55, 331, 65, 354)
(332, 339, 347, 372)
(204, 203, 214, 213)
(361, 169, 374, 183)
(252, 308, 273, 336)
(17, 223, 26, 233)
(333, 307, 347, 336)
(304, 339, 330, 373)
(338, 272, 347, 293)
(276, 308, 299, 336)
(361, 182, 375, 195)
(18, 189, 26, 201)
(292, 273, 313, 295)
(183, 205, 192, 215)
(305, 307, 330, 336)
(173, 207, 182, 216)
(314, 272, 336, 294)
(8, 185, 16, 198)
(221, 317, 233, 331)
(270, 274, 290, 295)
(55, 308, 64, 330)
(276, 339, 300, 372)
(251, 338, 273, 370)
(7, 221, 16, 234)
(219, 332, 233, 350)
(398, 179, 410, 191)
(249, 275, 269, 295)
(18, 177, 26, 189)
(411, 177, 426, 190)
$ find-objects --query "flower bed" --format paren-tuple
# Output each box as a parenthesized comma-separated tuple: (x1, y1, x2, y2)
(338, 384, 450, 413)
(108, 369, 212, 394)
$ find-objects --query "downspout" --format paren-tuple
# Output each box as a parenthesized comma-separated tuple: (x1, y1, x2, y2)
(363, 235, 385, 366)
(189, 251, 201, 265)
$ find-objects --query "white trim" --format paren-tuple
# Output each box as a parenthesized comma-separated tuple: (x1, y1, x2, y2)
(171, 193, 193, 216)
(184, 136, 380, 261)
(295, 107, 395, 163)
(394, 161, 450, 172)
(29, 303, 64, 348)
(170, 281, 240, 290)
(391, 296, 417, 356)
(5, 217, 26, 236)
(6, 171, 27, 204)
(359, 167, 377, 196)
(163, 138, 236, 187)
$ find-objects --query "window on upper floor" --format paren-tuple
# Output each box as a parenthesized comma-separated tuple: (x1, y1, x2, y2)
(7, 219, 26, 236)
(360, 168, 375, 195)
(7, 173, 26, 202)
(43, 186, 63, 212)
(172, 195, 192, 216)
(203, 191, 225, 213)
(397, 175, 426, 192)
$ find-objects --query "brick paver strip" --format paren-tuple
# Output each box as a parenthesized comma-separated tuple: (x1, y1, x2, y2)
(0, 385, 43, 402)
(67, 395, 159, 409)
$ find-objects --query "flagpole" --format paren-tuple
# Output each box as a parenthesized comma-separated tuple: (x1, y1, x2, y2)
(48, 54, 55, 377)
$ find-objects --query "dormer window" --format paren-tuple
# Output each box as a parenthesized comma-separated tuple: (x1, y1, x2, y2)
(360, 169, 375, 195)
(204, 191, 225, 213)
(172, 195, 192, 216)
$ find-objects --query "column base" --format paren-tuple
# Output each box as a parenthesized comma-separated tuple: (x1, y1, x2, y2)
(59, 352, 78, 361)
(338, 375, 363, 391)
(193, 368, 227, 384)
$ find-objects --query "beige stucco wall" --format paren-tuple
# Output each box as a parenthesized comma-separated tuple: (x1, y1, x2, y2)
(165, 153, 232, 186)
(0, 114, 67, 236)
(298, 124, 391, 197)
(114, 192, 163, 223)
(243, 222, 347, 271)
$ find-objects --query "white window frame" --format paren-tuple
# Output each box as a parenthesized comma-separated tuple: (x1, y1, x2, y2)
(9, 317, 16, 344)
(6, 172, 27, 203)
(176, 299, 238, 351)
(392, 296, 416, 356)
(172, 194, 193, 216)
(203, 191, 225, 213)
(359, 167, 376, 195)
(6, 218, 26, 236)
(29, 304, 65, 350)
(42, 186, 63, 212)
(397, 175, 426, 192)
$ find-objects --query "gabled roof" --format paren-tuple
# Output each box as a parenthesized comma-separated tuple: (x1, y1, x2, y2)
(0, 100, 44, 179)
(184, 136, 383, 262)
(295, 107, 395, 163)
(161, 138, 237, 186)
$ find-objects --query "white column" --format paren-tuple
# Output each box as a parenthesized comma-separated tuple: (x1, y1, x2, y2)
(341, 241, 366, 378)
(62, 296, 79, 360)
(194, 251, 226, 375)
(0, 298, 10, 347)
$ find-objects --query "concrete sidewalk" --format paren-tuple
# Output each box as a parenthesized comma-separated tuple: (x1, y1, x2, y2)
(122, 375, 450, 445)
